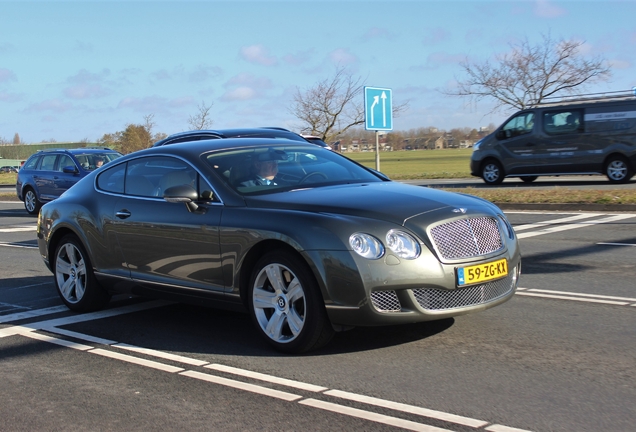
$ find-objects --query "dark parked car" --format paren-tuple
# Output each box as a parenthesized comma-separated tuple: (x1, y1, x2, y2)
(152, 127, 310, 147)
(17, 147, 122, 214)
(37, 138, 520, 353)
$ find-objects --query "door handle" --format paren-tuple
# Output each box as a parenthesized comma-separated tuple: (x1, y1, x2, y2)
(116, 210, 131, 219)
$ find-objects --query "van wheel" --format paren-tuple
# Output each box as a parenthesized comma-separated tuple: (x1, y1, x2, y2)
(481, 160, 504, 185)
(520, 176, 538, 183)
(605, 156, 633, 184)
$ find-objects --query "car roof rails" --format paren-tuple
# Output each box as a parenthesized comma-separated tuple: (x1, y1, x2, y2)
(531, 88, 636, 107)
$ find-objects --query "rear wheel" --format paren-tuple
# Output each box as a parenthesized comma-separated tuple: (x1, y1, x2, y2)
(53, 234, 111, 312)
(23, 188, 42, 215)
(520, 176, 538, 183)
(605, 155, 633, 184)
(248, 250, 333, 353)
(481, 160, 504, 185)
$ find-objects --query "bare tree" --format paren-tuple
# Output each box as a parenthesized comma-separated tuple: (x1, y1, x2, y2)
(12, 133, 20, 144)
(187, 101, 214, 130)
(291, 67, 408, 144)
(444, 33, 612, 112)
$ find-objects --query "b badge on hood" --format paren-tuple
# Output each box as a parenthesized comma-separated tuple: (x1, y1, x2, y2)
(452, 208, 467, 214)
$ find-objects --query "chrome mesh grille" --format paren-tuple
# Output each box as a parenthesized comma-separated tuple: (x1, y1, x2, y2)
(430, 217, 503, 260)
(370, 290, 401, 312)
(413, 272, 514, 311)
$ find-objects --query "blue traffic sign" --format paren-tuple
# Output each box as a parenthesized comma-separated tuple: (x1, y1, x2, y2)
(364, 86, 393, 131)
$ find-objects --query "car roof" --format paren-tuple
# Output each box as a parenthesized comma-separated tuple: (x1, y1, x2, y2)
(36, 147, 120, 155)
(153, 127, 308, 147)
(138, 137, 318, 158)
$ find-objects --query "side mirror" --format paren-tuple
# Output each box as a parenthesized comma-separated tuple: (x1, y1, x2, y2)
(63, 165, 79, 174)
(163, 185, 206, 214)
(495, 130, 506, 140)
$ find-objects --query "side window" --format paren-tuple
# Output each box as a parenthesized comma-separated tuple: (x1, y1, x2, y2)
(39, 154, 58, 171)
(124, 156, 203, 199)
(23, 156, 40, 170)
(97, 163, 126, 194)
(543, 110, 583, 134)
(56, 155, 75, 172)
(501, 112, 535, 139)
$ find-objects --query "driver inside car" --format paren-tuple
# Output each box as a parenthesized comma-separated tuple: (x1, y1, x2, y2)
(240, 150, 286, 186)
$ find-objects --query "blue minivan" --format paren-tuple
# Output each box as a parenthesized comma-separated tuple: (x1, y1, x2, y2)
(17, 147, 122, 214)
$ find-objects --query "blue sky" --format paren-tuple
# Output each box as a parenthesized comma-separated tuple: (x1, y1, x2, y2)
(1, 0, 635, 143)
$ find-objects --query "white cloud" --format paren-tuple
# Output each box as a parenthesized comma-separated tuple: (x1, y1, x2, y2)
(362, 27, 396, 42)
(283, 49, 315, 66)
(329, 48, 358, 66)
(240, 44, 277, 66)
(534, 0, 567, 18)
(28, 99, 73, 113)
(0, 68, 17, 83)
(221, 87, 257, 101)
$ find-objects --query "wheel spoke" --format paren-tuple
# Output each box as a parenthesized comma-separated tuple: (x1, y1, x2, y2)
(253, 286, 277, 309)
(265, 265, 286, 294)
(286, 279, 304, 303)
(286, 308, 304, 336)
(264, 310, 286, 340)
(56, 258, 72, 276)
(59, 276, 75, 299)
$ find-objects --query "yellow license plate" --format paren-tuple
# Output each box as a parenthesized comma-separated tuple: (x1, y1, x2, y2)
(457, 259, 508, 286)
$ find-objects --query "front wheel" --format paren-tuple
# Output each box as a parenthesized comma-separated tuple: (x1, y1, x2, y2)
(24, 188, 42, 215)
(53, 234, 111, 312)
(481, 160, 504, 185)
(248, 250, 333, 353)
(605, 156, 633, 184)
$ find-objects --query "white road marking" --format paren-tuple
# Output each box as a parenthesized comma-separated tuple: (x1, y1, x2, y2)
(0, 305, 68, 323)
(0, 242, 38, 249)
(0, 226, 35, 233)
(513, 213, 602, 231)
(22, 331, 93, 351)
(90, 348, 185, 373)
(597, 242, 636, 247)
(517, 214, 635, 239)
(325, 389, 488, 428)
(300, 398, 453, 432)
(45, 327, 118, 345)
(114, 343, 210, 367)
(486, 424, 534, 432)
(180, 370, 302, 402)
(516, 288, 636, 306)
(206, 363, 328, 392)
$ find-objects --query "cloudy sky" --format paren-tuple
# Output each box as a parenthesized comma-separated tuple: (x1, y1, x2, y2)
(1, 0, 635, 143)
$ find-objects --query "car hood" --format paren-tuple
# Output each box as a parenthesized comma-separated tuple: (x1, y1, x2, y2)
(244, 182, 499, 227)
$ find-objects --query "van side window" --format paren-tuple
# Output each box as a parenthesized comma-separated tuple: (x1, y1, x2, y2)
(501, 112, 535, 139)
(544, 110, 583, 135)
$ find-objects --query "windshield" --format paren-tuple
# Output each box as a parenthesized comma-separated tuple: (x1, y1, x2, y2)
(205, 145, 383, 195)
(75, 152, 122, 171)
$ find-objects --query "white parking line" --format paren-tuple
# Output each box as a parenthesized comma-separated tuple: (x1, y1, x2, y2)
(180, 370, 302, 402)
(0, 305, 68, 323)
(324, 389, 488, 428)
(513, 213, 602, 231)
(516, 288, 636, 307)
(300, 398, 453, 432)
(517, 214, 635, 239)
(0, 226, 35, 233)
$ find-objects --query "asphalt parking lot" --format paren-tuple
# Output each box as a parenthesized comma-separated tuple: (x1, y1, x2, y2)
(1, 201, 635, 432)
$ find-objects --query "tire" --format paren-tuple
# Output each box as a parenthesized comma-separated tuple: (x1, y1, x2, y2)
(23, 188, 42, 215)
(605, 155, 633, 184)
(53, 234, 111, 312)
(520, 176, 538, 183)
(248, 250, 334, 353)
(481, 160, 504, 185)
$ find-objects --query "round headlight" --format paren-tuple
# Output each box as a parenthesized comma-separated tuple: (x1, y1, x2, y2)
(386, 230, 420, 259)
(349, 233, 384, 259)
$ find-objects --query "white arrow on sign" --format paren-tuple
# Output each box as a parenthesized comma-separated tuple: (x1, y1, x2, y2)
(381, 91, 387, 127)
(370, 95, 379, 126)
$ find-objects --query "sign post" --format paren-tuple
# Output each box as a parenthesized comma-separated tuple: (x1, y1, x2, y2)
(364, 86, 393, 171)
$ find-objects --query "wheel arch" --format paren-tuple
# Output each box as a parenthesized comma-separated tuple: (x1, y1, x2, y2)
(237, 239, 325, 308)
